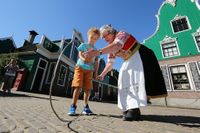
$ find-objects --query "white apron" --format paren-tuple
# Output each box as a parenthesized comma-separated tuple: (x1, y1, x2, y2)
(118, 51, 147, 111)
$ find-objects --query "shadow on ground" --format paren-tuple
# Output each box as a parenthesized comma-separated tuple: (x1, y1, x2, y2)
(66, 113, 200, 133)
(141, 114, 200, 128)
(92, 113, 200, 128)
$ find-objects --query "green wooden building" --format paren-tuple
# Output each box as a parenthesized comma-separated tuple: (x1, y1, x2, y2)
(143, 0, 200, 107)
(0, 30, 84, 96)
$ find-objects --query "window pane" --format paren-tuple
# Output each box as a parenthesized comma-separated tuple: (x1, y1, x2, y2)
(171, 67, 178, 73)
(47, 63, 55, 83)
(174, 51, 178, 55)
(162, 41, 179, 57)
(39, 60, 47, 68)
(183, 23, 188, 29)
(179, 66, 186, 72)
(57, 65, 67, 86)
(169, 52, 173, 56)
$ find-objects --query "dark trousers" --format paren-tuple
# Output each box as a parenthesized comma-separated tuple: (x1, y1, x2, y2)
(2, 75, 15, 93)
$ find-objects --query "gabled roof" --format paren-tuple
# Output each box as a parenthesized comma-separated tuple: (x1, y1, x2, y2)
(143, 0, 200, 44)
(0, 36, 17, 54)
(0, 36, 17, 47)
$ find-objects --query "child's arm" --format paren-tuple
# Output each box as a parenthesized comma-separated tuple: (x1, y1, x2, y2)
(79, 51, 86, 62)
(79, 51, 93, 63)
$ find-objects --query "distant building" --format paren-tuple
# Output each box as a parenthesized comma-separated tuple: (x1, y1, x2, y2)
(143, 0, 200, 108)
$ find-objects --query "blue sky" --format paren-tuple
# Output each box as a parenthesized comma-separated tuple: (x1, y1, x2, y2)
(0, 0, 165, 70)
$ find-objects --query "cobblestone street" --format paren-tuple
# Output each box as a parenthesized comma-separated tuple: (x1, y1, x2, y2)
(0, 91, 200, 133)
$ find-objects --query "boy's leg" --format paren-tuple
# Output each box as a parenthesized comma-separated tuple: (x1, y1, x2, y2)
(68, 66, 83, 116)
(72, 88, 81, 105)
(82, 69, 93, 106)
(68, 88, 81, 116)
(83, 90, 90, 106)
(82, 90, 93, 115)
(82, 69, 93, 115)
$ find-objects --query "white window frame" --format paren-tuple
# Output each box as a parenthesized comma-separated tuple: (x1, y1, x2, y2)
(168, 64, 193, 91)
(160, 36, 180, 58)
(170, 15, 191, 34)
(30, 58, 48, 91)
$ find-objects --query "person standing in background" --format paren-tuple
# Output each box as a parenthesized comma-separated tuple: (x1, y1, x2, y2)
(2, 58, 19, 94)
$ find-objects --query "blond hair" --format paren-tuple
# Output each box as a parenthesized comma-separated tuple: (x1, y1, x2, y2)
(87, 27, 100, 38)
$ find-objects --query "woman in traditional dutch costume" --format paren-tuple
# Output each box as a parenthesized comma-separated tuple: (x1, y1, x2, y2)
(84, 25, 167, 121)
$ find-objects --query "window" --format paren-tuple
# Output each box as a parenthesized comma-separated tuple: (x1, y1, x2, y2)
(71, 46, 78, 62)
(162, 42, 179, 57)
(160, 36, 179, 58)
(57, 65, 67, 86)
(171, 17, 189, 33)
(69, 38, 80, 62)
(170, 65, 190, 90)
(46, 62, 55, 83)
(42, 36, 60, 52)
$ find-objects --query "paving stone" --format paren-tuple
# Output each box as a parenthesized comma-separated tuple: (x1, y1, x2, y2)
(24, 127, 38, 133)
(0, 91, 200, 133)
(0, 125, 10, 133)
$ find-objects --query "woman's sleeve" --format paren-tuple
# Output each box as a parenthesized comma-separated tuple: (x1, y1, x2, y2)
(107, 53, 115, 64)
(113, 31, 130, 48)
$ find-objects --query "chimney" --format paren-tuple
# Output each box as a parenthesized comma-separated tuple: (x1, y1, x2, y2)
(27, 30, 38, 44)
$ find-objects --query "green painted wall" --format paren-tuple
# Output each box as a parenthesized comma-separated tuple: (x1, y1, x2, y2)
(18, 54, 37, 91)
(143, 0, 200, 60)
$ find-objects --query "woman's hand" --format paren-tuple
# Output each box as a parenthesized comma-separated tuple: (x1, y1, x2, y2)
(84, 49, 99, 58)
(96, 75, 104, 81)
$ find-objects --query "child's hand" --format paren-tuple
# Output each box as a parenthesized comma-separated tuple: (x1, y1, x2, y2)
(81, 51, 93, 63)
(84, 56, 94, 63)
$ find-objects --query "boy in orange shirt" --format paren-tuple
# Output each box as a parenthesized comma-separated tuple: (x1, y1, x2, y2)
(68, 28, 100, 115)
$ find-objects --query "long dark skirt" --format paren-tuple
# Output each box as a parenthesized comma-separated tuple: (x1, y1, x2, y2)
(139, 45, 167, 98)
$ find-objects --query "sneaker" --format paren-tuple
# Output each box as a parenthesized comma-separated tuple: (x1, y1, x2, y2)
(82, 104, 93, 115)
(68, 104, 77, 116)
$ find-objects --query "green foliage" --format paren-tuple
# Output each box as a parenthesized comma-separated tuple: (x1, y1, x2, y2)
(0, 53, 19, 75)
